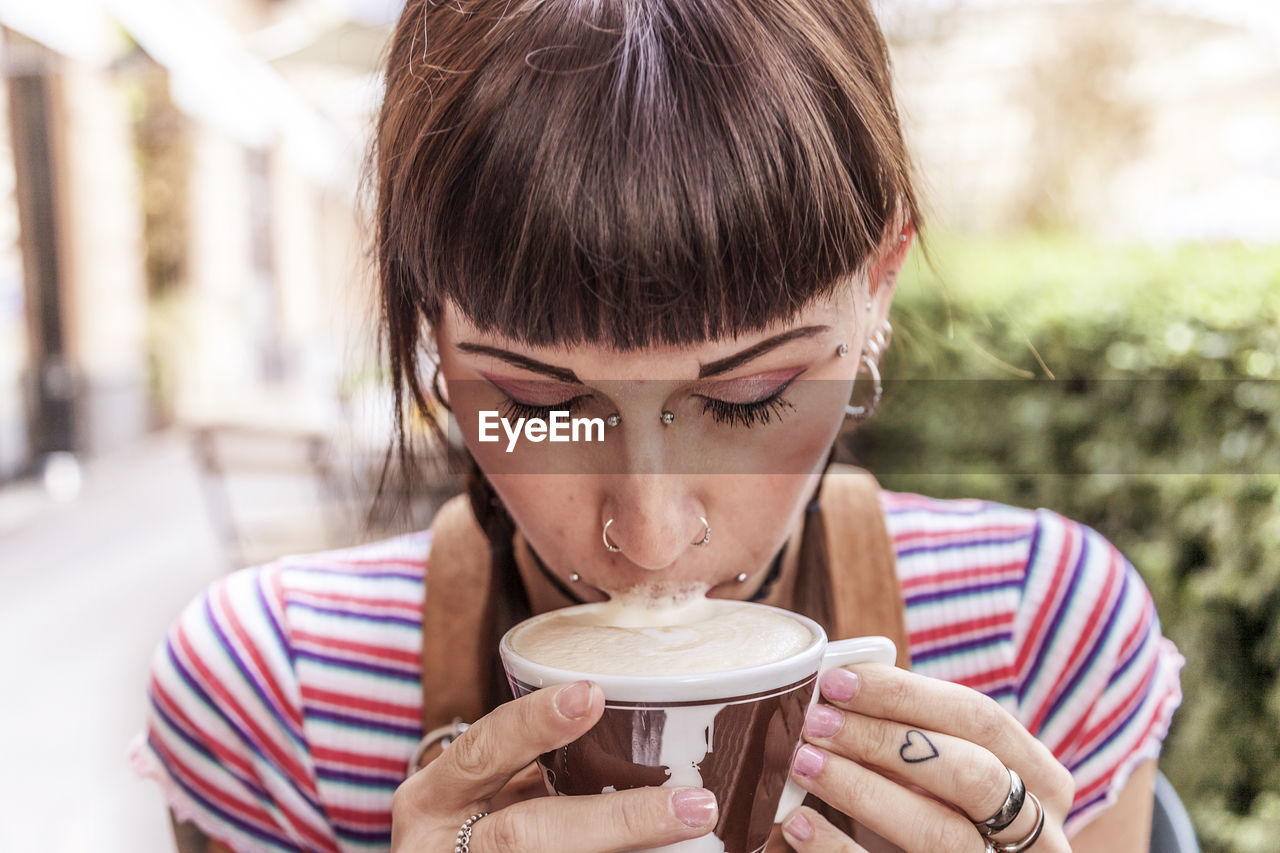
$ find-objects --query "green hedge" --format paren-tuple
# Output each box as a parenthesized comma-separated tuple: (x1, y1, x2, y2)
(852, 232, 1280, 853)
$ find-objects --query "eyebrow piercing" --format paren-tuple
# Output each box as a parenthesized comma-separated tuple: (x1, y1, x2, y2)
(837, 343, 849, 358)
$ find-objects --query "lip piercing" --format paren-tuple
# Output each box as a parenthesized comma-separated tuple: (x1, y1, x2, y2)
(660, 411, 675, 425)
(735, 572, 748, 583)
(569, 572, 581, 583)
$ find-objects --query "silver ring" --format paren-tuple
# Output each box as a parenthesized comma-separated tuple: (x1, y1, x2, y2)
(976, 766, 1026, 836)
(455, 812, 489, 853)
(406, 718, 470, 777)
(603, 518, 622, 552)
(983, 790, 1044, 853)
(691, 516, 711, 546)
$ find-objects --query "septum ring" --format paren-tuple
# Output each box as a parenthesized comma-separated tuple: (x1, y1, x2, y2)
(602, 517, 712, 552)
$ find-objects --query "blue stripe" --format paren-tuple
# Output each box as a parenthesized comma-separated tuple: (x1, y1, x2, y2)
(203, 596, 306, 749)
(146, 731, 301, 851)
(905, 578, 1021, 607)
(256, 568, 297, 668)
(295, 648, 420, 682)
(1018, 528, 1089, 710)
(316, 766, 403, 789)
(288, 565, 423, 582)
(165, 637, 324, 814)
(1108, 614, 1153, 689)
(333, 824, 394, 844)
(149, 687, 271, 802)
(1039, 568, 1129, 733)
(911, 631, 1012, 665)
(303, 706, 423, 737)
(1067, 664, 1159, 771)
(286, 600, 420, 627)
(897, 532, 1032, 559)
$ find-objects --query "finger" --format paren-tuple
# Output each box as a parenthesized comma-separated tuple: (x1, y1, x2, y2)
(472, 785, 718, 853)
(413, 680, 604, 813)
(780, 806, 866, 852)
(489, 763, 550, 811)
(790, 744, 987, 852)
(819, 664, 1073, 800)
(803, 705, 1011, 822)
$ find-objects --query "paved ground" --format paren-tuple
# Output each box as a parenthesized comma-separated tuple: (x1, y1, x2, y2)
(0, 432, 366, 852)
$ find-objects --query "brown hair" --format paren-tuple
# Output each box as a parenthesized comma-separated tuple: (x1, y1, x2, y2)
(370, 0, 920, 720)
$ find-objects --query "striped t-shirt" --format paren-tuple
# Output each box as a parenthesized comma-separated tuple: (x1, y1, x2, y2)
(130, 491, 1184, 852)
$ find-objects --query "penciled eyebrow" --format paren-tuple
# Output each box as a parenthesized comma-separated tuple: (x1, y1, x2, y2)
(456, 325, 831, 383)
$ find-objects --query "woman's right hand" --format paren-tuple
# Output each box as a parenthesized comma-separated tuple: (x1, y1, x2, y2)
(391, 680, 720, 852)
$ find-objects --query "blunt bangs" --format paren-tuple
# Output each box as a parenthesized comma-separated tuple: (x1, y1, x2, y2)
(376, 0, 920, 352)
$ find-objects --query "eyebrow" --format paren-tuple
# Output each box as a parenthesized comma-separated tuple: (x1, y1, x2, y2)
(456, 343, 581, 383)
(697, 326, 830, 378)
(456, 324, 830, 383)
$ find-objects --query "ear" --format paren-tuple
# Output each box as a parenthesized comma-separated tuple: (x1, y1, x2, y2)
(865, 220, 914, 321)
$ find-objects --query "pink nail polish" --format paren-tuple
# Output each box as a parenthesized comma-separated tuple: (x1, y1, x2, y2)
(671, 788, 717, 827)
(791, 744, 826, 778)
(804, 704, 842, 738)
(820, 668, 859, 702)
(784, 812, 813, 841)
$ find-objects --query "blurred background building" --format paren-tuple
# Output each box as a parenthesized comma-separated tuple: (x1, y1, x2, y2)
(0, 0, 1276, 850)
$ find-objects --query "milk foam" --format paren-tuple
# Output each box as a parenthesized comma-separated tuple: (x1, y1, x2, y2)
(510, 599, 813, 676)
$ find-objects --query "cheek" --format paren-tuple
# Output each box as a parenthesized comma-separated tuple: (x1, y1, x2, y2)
(486, 473, 593, 556)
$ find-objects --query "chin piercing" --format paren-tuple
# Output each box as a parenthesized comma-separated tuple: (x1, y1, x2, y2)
(569, 572, 581, 583)
(606, 413, 620, 427)
(735, 572, 748, 583)
(837, 343, 849, 358)
(603, 518, 622, 552)
(660, 410, 675, 425)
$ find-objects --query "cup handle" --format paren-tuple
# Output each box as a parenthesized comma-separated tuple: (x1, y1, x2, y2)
(774, 635, 898, 823)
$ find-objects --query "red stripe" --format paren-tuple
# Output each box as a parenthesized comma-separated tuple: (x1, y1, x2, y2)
(216, 582, 305, 732)
(288, 589, 419, 618)
(1072, 701, 1168, 805)
(152, 680, 256, 781)
(330, 556, 427, 568)
(893, 523, 1030, 547)
(149, 733, 282, 838)
(300, 684, 419, 721)
(909, 612, 1013, 646)
(956, 664, 1016, 694)
(1076, 657, 1159, 758)
(900, 560, 1023, 592)
(311, 745, 407, 775)
(1014, 522, 1079, 678)
(1033, 548, 1123, 739)
(292, 629, 418, 665)
(173, 623, 317, 799)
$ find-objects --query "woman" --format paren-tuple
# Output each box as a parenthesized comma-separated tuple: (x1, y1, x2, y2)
(131, 0, 1184, 850)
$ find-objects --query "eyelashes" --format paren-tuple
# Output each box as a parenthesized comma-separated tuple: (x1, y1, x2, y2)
(495, 378, 800, 429)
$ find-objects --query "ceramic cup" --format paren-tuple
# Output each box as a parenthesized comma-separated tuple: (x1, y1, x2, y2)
(499, 601, 897, 853)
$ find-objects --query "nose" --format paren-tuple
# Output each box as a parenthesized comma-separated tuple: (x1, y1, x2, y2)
(602, 474, 705, 571)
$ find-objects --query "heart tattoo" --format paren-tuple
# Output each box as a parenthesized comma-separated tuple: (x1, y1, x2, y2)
(899, 729, 940, 764)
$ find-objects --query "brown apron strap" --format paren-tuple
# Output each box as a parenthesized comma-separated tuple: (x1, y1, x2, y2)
(819, 463, 912, 670)
(419, 493, 495, 734)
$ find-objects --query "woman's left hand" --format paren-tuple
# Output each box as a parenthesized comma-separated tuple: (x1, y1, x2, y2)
(781, 663, 1076, 852)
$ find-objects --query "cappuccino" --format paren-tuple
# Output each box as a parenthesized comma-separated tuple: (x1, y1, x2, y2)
(508, 598, 813, 676)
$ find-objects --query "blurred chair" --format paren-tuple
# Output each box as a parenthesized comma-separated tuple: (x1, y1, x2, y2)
(1151, 771, 1199, 853)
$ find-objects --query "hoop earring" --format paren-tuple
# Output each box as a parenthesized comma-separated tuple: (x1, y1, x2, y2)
(844, 354, 882, 422)
(602, 519, 622, 552)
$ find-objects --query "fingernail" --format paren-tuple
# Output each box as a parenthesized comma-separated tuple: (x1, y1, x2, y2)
(554, 681, 594, 719)
(820, 668, 859, 702)
(671, 788, 717, 828)
(804, 704, 842, 739)
(791, 744, 826, 778)
(783, 812, 813, 841)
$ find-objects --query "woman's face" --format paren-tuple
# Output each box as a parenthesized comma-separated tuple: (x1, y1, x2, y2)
(435, 261, 901, 605)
